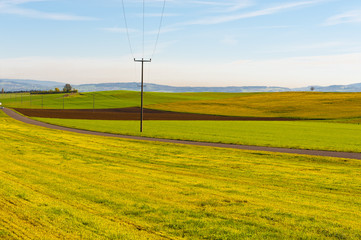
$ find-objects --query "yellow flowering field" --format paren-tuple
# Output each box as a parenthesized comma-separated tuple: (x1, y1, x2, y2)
(1, 111, 361, 239)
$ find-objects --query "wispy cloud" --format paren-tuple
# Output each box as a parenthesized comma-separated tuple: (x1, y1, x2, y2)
(221, 35, 238, 46)
(220, 0, 254, 13)
(102, 26, 179, 35)
(141, 13, 180, 17)
(0, 0, 46, 4)
(146, 26, 181, 35)
(324, 10, 361, 25)
(260, 41, 349, 55)
(185, 0, 328, 25)
(0, 0, 97, 21)
(102, 27, 138, 33)
(188, 0, 253, 12)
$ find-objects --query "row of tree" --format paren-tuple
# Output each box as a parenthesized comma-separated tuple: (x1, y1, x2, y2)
(0, 84, 78, 95)
(1, 89, 34, 94)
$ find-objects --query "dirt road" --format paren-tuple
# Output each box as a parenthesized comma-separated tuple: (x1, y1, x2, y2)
(3, 108, 361, 160)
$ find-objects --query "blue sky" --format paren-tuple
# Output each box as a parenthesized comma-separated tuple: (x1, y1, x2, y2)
(0, 0, 361, 87)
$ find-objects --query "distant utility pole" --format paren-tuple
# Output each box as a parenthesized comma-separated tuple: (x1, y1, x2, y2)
(134, 58, 151, 133)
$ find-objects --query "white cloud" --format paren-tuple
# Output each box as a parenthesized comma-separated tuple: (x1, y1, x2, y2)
(186, 0, 328, 25)
(221, 35, 238, 46)
(261, 41, 348, 54)
(142, 13, 180, 17)
(0, 0, 46, 4)
(189, 0, 253, 12)
(324, 10, 361, 25)
(221, 1, 254, 13)
(0, 0, 97, 20)
(188, 1, 228, 5)
(146, 26, 181, 35)
(102, 27, 138, 33)
(102, 26, 179, 36)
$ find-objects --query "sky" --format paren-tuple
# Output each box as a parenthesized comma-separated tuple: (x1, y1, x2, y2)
(0, 0, 361, 88)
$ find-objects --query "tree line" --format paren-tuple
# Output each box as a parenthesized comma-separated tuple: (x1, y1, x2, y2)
(1, 84, 78, 95)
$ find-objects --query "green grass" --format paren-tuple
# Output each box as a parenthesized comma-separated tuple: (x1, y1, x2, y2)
(1, 111, 361, 239)
(4, 91, 361, 119)
(34, 118, 361, 153)
(0, 91, 241, 110)
(148, 92, 361, 119)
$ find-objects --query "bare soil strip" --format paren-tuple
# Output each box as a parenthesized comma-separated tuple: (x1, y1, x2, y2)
(3, 108, 361, 160)
(13, 107, 300, 121)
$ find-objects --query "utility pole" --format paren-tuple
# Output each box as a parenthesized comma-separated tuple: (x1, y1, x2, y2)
(134, 58, 151, 132)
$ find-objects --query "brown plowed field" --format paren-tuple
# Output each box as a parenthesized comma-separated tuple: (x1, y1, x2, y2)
(14, 107, 299, 121)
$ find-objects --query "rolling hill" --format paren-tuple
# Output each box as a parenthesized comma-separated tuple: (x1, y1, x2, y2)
(2, 79, 361, 93)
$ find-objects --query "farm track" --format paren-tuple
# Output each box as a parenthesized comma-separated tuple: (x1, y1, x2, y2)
(3, 108, 361, 160)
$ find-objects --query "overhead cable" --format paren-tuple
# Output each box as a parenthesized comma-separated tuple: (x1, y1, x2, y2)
(121, 0, 135, 58)
(151, 0, 167, 59)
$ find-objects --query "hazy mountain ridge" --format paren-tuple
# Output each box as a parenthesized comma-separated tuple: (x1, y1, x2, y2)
(76, 82, 290, 93)
(0, 79, 65, 91)
(1, 79, 361, 93)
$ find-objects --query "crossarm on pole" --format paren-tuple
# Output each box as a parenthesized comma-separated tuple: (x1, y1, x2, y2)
(134, 58, 152, 63)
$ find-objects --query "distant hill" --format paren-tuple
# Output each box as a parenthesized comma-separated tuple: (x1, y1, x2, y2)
(75, 82, 290, 93)
(0, 79, 64, 92)
(1, 79, 361, 93)
(294, 83, 361, 92)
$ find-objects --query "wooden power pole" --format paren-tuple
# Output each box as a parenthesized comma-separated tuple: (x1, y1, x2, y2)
(134, 58, 151, 132)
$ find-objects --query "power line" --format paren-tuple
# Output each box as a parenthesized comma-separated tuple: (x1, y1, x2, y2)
(121, 0, 166, 59)
(121, 0, 135, 58)
(151, 0, 167, 59)
(142, 0, 145, 58)
(121, 0, 167, 132)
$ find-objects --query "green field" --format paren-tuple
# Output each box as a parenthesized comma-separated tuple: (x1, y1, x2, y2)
(5, 90, 359, 154)
(3, 91, 361, 119)
(148, 91, 361, 119)
(0, 91, 241, 110)
(34, 118, 361, 153)
(1, 110, 361, 239)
